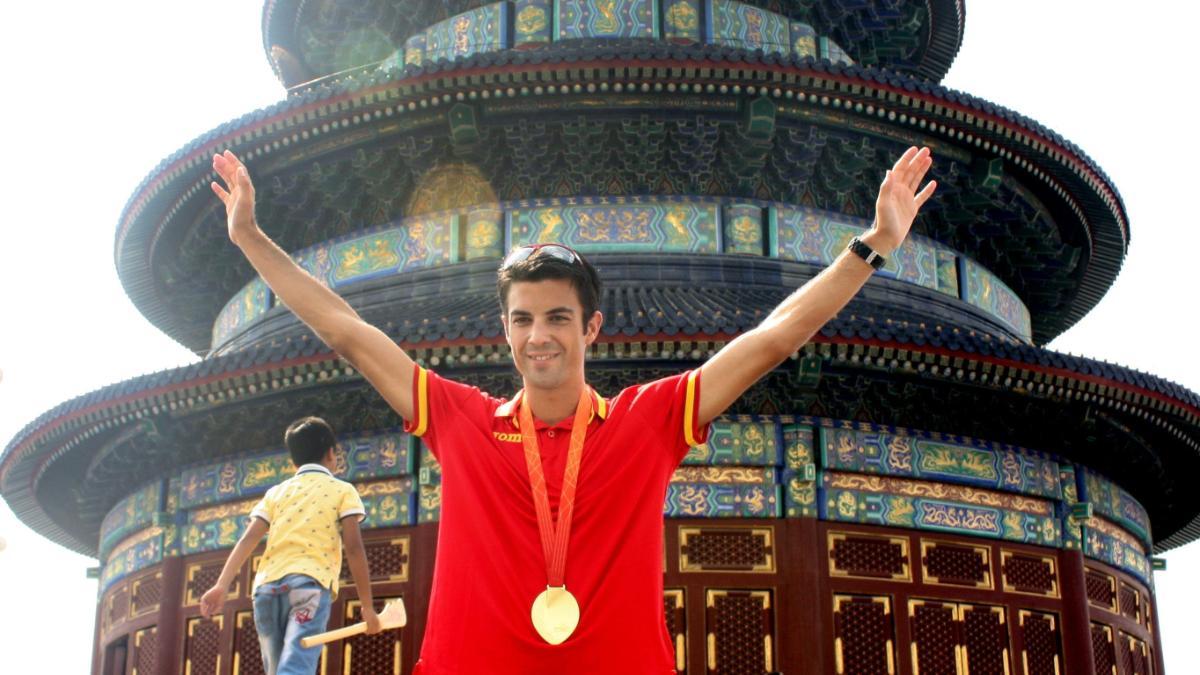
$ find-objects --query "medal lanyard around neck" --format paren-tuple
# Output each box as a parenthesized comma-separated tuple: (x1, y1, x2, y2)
(518, 389, 590, 588)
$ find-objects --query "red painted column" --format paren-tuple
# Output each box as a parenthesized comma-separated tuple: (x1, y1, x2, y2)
(1057, 549, 1096, 675)
(154, 556, 185, 675)
(777, 518, 823, 674)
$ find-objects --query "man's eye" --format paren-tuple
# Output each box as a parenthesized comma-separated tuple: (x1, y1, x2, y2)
(550, 315, 570, 323)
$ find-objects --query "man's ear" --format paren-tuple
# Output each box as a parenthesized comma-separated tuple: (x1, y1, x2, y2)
(584, 311, 604, 345)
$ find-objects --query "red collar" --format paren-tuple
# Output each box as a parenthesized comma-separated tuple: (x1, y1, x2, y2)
(495, 387, 608, 430)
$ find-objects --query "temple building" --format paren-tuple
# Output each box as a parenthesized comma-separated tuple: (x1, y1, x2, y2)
(4, 1, 1197, 673)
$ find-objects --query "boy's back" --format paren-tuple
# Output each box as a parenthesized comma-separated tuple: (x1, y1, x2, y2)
(252, 464, 365, 595)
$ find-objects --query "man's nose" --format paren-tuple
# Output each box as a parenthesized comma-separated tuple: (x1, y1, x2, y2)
(528, 319, 553, 344)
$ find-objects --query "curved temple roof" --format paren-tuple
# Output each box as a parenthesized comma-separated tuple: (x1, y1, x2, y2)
(114, 41, 1127, 354)
(4, 264, 1199, 557)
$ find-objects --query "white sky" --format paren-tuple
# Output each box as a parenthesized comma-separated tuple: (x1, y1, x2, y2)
(0, 1, 1197, 672)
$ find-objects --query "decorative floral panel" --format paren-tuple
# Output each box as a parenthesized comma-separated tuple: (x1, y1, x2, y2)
(707, 0, 790, 56)
(822, 471, 1060, 546)
(178, 450, 292, 509)
(422, 3, 508, 63)
(790, 22, 817, 58)
(464, 207, 505, 259)
(335, 432, 414, 481)
(556, 0, 657, 40)
(1080, 468, 1152, 549)
(508, 202, 719, 253)
(403, 34, 426, 67)
(181, 498, 256, 555)
(820, 424, 1061, 500)
(683, 416, 779, 466)
(358, 477, 416, 529)
(1084, 516, 1152, 585)
(101, 527, 164, 592)
(329, 214, 456, 288)
(514, 0, 553, 46)
(936, 248, 958, 296)
(100, 480, 162, 559)
(663, 0, 701, 41)
(722, 204, 765, 255)
(665, 482, 780, 518)
(294, 241, 335, 288)
(782, 423, 816, 517)
(162, 477, 181, 558)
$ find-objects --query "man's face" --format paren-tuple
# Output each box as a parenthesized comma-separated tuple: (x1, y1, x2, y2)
(502, 279, 602, 392)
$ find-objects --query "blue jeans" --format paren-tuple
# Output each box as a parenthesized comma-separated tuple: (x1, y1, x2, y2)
(252, 574, 332, 675)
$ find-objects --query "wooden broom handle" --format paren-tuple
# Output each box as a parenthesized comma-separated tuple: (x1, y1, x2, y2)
(299, 621, 366, 649)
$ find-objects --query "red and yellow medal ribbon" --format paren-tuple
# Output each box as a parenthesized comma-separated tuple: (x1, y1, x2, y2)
(518, 389, 591, 588)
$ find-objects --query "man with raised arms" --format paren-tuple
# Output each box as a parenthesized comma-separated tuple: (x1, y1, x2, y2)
(210, 146, 936, 674)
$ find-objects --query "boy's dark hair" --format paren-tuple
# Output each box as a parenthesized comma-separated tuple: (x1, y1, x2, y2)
(496, 250, 602, 332)
(284, 416, 336, 466)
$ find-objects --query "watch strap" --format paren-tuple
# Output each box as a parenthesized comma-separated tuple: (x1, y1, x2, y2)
(848, 236, 886, 270)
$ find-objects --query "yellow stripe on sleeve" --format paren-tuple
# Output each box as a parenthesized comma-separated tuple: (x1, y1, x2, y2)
(411, 366, 430, 437)
(684, 369, 701, 447)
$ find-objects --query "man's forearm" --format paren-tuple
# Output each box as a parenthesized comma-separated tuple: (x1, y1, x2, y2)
(235, 225, 362, 350)
(753, 230, 890, 357)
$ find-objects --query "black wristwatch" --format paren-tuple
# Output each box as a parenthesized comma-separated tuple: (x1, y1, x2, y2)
(847, 236, 886, 270)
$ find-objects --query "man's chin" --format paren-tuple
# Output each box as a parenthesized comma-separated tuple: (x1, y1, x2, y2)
(520, 368, 566, 391)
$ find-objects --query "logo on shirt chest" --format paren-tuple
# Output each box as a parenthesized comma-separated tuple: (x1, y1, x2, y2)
(493, 431, 522, 443)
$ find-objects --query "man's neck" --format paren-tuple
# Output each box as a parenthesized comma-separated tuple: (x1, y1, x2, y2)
(524, 381, 585, 426)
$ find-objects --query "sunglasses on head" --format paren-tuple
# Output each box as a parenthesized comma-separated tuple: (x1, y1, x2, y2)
(500, 243, 582, 270)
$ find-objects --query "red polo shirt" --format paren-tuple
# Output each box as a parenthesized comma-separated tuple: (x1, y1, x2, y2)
(405, 367, 709, 675)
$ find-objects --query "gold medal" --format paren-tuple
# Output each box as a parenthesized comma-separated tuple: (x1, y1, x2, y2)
(530, 586, 580, 645)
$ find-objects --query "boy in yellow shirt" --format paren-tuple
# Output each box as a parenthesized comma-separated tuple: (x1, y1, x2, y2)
(200, 416, 381, 674)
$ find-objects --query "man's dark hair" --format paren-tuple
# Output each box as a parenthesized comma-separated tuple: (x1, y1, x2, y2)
(284, 416, 336, 466)
(497, 250, 602, 332)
